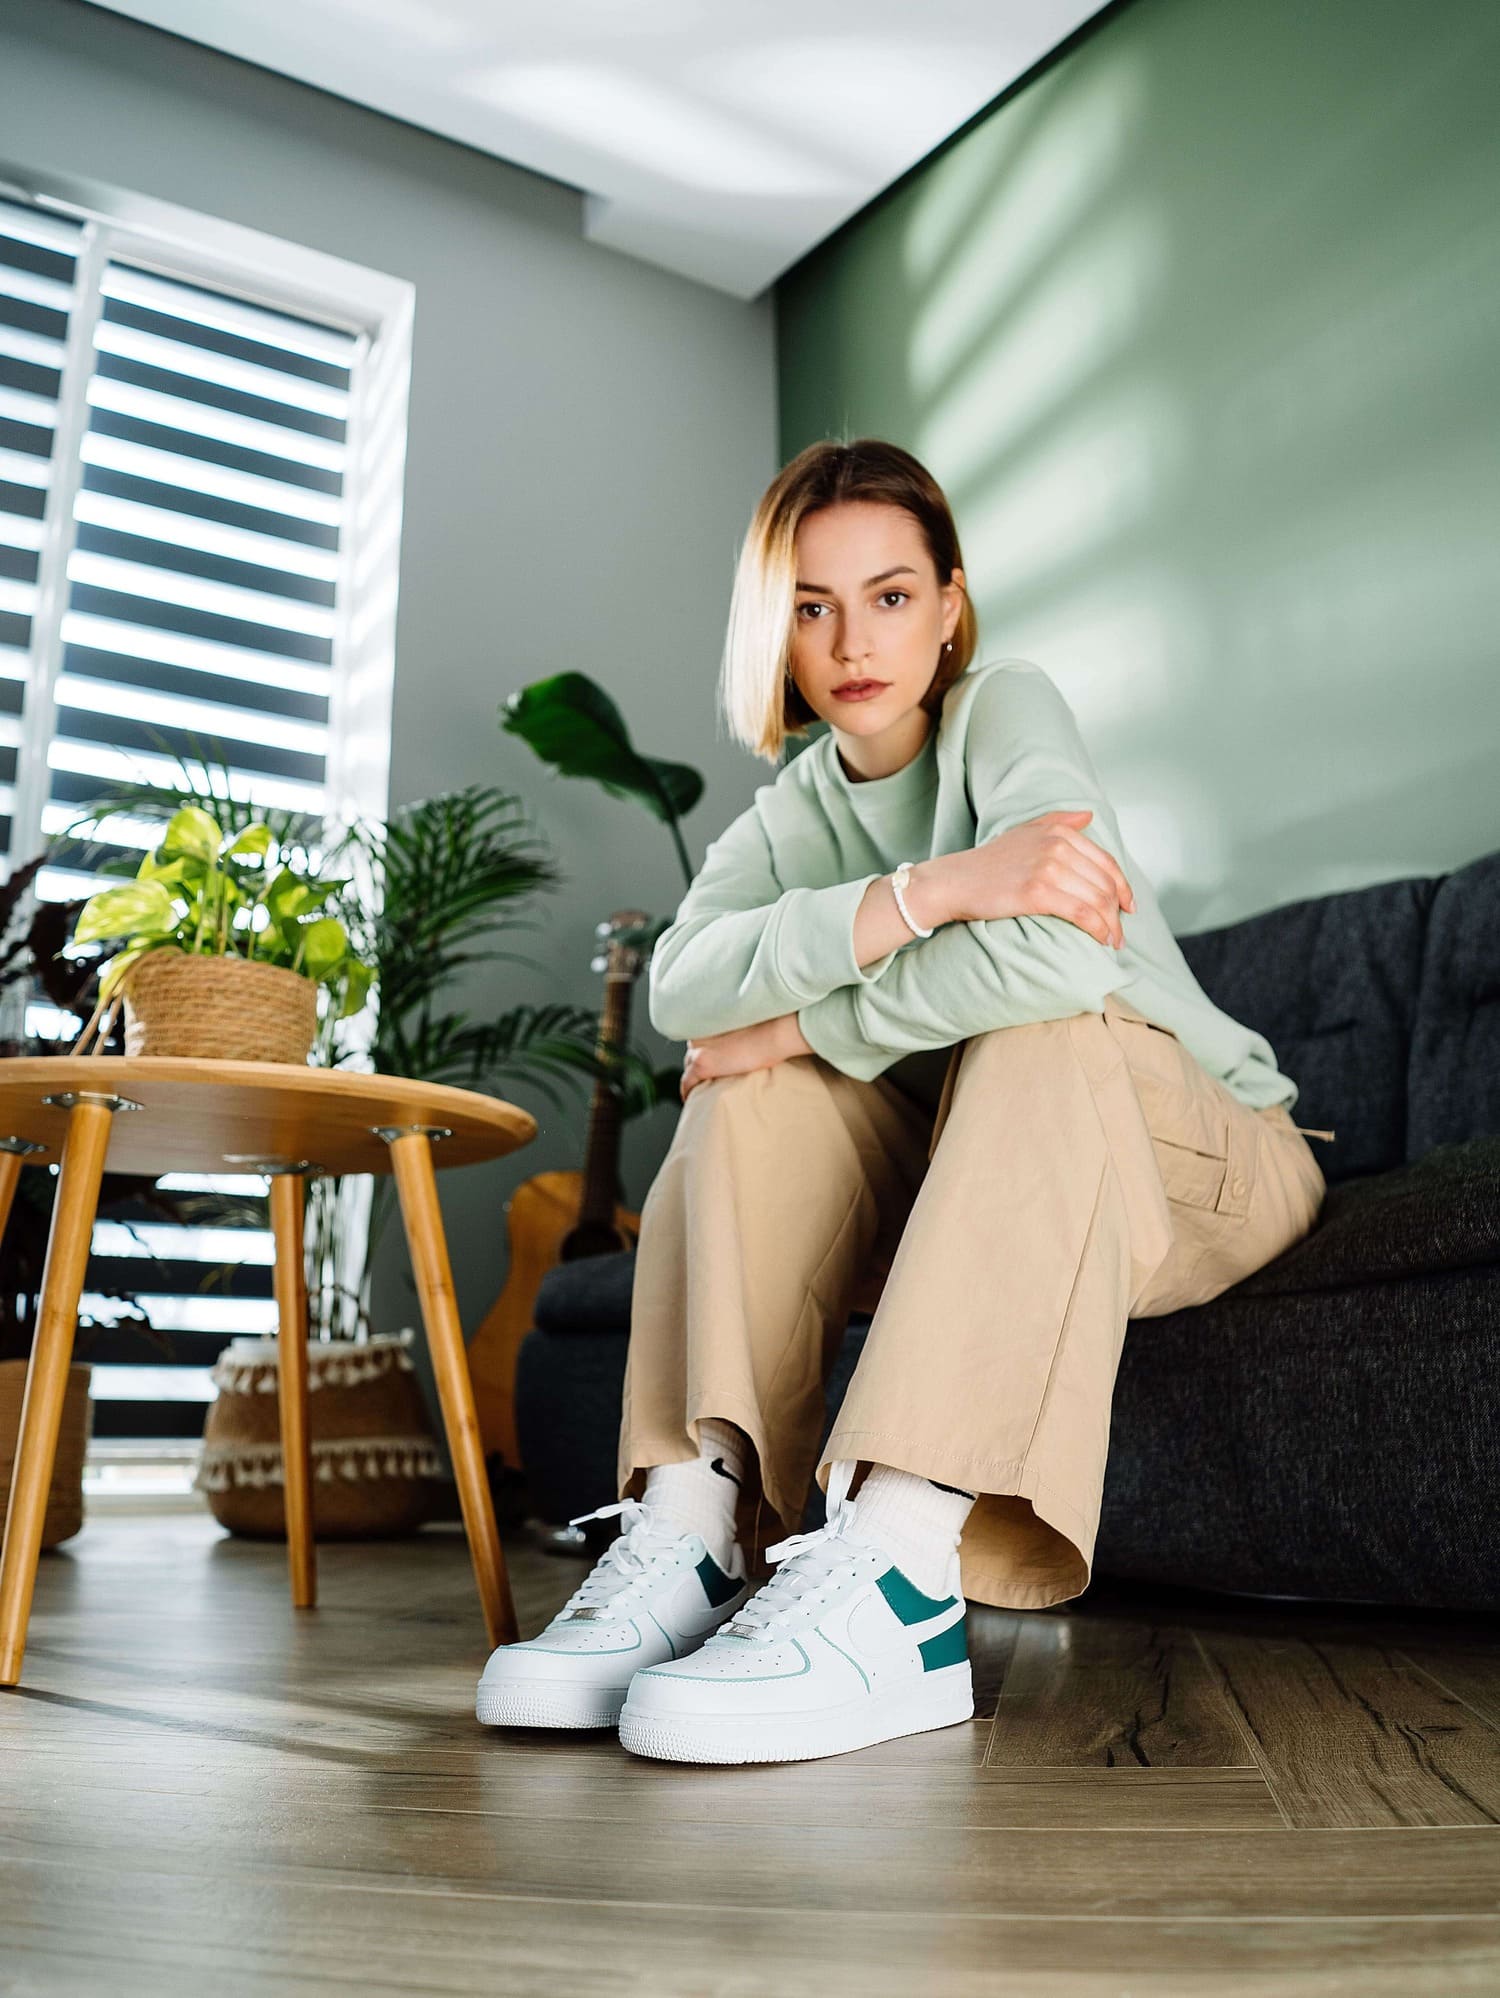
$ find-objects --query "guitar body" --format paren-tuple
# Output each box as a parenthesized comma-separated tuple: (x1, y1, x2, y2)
(467, 1176, 640, 1472)
(465, 908, 654, 1478)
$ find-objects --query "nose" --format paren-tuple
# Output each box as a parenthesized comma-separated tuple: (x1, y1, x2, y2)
(834, 611, 875, 664)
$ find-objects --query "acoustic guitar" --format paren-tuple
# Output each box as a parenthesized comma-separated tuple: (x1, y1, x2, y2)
(466, 909, 651, 1474)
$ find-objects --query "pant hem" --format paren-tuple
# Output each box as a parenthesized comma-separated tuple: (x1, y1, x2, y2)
(819, 1425, 1099, 1611)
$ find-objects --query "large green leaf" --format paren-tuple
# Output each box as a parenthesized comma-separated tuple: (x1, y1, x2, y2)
(223, 824, 273, 862)
(299, 916, 348, 982)
(501, 672, 702, 825)
(159, 805, 221, 864)
(72, 880, 179, 947)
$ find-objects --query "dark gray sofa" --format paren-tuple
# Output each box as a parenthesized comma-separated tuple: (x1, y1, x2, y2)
(514, 847, 1500, 1610)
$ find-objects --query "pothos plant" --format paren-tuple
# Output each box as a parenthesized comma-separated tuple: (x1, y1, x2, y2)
(69, 802, 375, 1026)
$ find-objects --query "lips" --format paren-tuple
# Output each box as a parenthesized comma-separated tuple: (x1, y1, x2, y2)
(833, 679, 887, 699)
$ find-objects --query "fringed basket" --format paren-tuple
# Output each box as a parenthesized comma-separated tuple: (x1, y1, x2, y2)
(0, 1359, 91, 1548)
(121, 949, 319, 1063)
(195, 1329, 445, 1539)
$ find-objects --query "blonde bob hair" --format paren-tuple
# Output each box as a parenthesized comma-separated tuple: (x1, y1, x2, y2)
(719, 436, 978, 764)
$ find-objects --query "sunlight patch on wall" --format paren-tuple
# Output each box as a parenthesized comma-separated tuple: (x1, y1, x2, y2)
(901, 55, 1146, 321)
(915, 207, 1170, 471)
(946, 385, 1188, 595)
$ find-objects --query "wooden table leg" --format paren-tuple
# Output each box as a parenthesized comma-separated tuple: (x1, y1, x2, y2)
(0, 1150, 25, 1246)
(384, 1131, 517, 1649)
(0, 1101, 113, 1687)
(269, 1172, 315, 1610)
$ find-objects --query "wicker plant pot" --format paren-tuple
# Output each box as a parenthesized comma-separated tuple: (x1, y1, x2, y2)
(0, 1359, 91, 1549)
(123, 950, 318, 1064)
(194, 1330, 445, 1539)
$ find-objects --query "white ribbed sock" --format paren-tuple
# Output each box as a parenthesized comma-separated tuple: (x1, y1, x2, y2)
(641, 1417, 746, 1569)
(852, 1465, 975, 1600)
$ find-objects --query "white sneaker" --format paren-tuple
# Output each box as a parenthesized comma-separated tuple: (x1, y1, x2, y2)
(475, 1497, 750, 1729)
(617, 1463, 973, 1765)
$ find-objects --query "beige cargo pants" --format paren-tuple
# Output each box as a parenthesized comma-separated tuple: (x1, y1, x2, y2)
(619, 994, 1331, 1610)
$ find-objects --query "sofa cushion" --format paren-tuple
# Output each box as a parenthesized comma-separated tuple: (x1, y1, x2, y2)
(532, 1248, 637, 1335)
(1226, 1135, 1500, 1298)
(1407, 848, 1500, 1160)
(1177, 873, 1440, 1183)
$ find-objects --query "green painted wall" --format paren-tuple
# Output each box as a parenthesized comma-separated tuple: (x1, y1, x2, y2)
(776, 0, 1499, 931)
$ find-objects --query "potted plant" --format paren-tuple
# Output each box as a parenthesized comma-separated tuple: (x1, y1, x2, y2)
(66, 802, 374, 1064)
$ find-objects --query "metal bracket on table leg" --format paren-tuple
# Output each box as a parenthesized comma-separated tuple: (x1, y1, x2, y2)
(222, 1156, 329, 1177)
(0, 1138, 49, 1159)
(41, 1091, 143, 1114)
(370, 1124, 454, 1146)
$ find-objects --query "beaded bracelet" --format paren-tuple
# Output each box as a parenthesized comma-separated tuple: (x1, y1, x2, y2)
(890, 860, 933, 939)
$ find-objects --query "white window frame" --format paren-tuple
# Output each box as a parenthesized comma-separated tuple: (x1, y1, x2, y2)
(0, 154, 414, 870)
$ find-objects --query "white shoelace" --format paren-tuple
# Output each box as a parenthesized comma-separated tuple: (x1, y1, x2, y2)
(558, 1497, 690, 1618)
(725, 1461, 871, 1639)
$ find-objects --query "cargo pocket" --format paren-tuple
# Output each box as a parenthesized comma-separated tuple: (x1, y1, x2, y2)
(1150, 1113, 1257, 1222)
(1113, 1010, 1258, 1223)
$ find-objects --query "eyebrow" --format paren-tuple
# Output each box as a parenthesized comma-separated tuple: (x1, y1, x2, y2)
(794, 565, 919, 593)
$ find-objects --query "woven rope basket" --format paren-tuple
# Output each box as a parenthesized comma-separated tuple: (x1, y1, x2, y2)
(0, 1359, 91, 1548)
(122, 949, 318, 1063)
(195, 1329, 445, 1539)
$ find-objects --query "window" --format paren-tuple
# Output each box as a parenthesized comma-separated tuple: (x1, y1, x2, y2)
(0, 170, 412, 1490)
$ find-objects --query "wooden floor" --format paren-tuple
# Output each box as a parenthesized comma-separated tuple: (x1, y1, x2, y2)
(4, 1506, 1500, 1996)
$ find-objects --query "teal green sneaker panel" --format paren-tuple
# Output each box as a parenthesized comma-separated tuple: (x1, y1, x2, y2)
(695, 1551, 742, 1608)
(918, 1619, 968, 1671)
(876, 1566, 959, 1626)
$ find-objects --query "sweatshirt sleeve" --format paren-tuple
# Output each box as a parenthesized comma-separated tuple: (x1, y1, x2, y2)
(646, 797, 905, 1043)
(794, 667, 1137, 1081)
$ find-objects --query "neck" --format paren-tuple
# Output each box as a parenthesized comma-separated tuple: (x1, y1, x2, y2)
(833, 705, 934, 783)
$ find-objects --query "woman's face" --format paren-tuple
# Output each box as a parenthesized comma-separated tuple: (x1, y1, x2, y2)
(789, 501, 965, 748)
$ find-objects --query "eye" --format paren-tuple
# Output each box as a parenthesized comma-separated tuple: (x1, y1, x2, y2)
(878, 591, 909, 609)
(795, 602, 827, 620)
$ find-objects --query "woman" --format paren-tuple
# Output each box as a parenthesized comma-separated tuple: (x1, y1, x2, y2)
(476, 438, 1330, 1766)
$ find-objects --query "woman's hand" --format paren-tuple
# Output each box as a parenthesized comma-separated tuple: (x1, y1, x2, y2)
(938, 808, 1136, 948)
(680, 1016, 800, 1102)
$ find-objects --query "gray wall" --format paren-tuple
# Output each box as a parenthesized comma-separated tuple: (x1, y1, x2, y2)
(779, 0, 1500, 933)
(0, 0, 777, 1348)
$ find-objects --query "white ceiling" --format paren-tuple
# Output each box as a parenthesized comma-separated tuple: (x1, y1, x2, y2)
(86, 0, 1107, 300)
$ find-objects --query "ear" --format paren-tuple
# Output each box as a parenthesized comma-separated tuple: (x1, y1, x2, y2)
(943, 566, 967, 639)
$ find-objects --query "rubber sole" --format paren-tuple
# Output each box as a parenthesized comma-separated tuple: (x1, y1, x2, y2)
(475, 1677, 626, 1730)
(616, 1662, 975, 1765)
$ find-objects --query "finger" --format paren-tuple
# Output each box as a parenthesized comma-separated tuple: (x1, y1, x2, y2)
(1050, 850, 1126, 946)
(1053, 876, 1125, 948)
(1063, 894, 1120, 948)
(1039, 808, 1093, 825)
(1062, 827, 1135, 915)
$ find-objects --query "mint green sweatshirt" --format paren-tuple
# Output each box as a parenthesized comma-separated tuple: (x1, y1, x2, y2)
(647, 658, 1297, 1114)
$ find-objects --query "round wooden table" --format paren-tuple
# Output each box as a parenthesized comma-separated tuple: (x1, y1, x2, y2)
(0, 1057, 538, 1688)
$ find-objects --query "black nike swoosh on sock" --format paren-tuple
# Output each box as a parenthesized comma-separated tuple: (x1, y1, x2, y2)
(709, 1456, 742, 1487)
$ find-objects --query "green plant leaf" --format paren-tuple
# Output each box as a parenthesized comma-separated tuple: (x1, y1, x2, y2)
(223, 824, 273, 861)
(299, 916, 348, 982)
(159, 805, 221, 864)
(137, 848, 204, 890)
(98, 940, 169, 1001)
(501, 672, 703, 824)
(337, 957, 375, 1018)
(72, 880, 179, 947)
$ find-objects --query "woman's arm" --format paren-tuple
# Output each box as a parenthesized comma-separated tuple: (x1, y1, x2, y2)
(647, 801, 921, 1043)
(794, 667, 1140, 1081)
